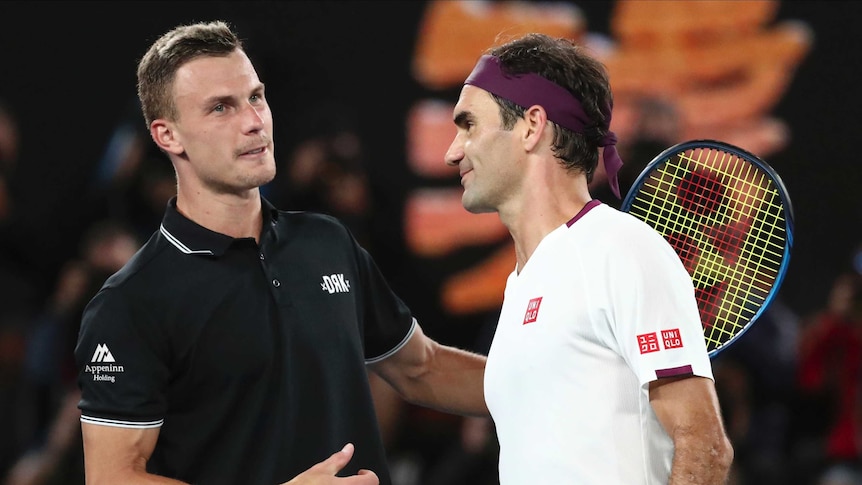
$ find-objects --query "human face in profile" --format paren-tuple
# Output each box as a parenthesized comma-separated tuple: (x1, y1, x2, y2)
(446, 85, 524, 215)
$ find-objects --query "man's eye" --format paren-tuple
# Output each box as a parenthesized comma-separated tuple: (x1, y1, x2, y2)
(213, 104, 225, 113)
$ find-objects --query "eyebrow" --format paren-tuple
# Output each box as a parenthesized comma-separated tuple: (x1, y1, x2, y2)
(201, 94, 235, 107)
(201, 83, 266, 107)
(453, 110, 471, 128)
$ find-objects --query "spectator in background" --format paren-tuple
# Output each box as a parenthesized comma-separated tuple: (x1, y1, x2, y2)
(0, 99, 18, 223)
(268, 103, 372, 246)
(0, 99, 40, 476)
(0, 99, 25, 294)
(794, 260, 862, 485)
(87, 99, 177, 242)
(711, 298, 801, 485)
(3, 220, 140, 485)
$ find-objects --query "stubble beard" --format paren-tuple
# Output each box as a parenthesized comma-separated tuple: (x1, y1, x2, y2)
(238, 163, 276, 192)
(206, 156, 277, 195)
(461, 187, 497, 214)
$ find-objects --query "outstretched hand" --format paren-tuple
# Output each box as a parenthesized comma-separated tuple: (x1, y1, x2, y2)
(282, 443, 379, 485)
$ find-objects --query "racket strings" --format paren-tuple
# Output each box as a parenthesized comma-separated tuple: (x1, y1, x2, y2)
(628, 148, 788, 353)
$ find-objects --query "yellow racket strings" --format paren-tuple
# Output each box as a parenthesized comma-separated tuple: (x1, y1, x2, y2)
(627, 148, 787, 352)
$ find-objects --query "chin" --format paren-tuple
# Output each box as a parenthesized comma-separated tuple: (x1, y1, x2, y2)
(462, 194, 495, 214)
(251, 173, 276, 189)
(234, 171, 275, 192)
(250, 163, 277, 187)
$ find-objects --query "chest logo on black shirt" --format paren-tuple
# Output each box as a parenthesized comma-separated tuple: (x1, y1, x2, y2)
(321, 273, 351, 294)
(84, 344, 124, 383)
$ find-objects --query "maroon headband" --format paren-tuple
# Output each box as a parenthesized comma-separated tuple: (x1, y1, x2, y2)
(465, 54, 623, 198)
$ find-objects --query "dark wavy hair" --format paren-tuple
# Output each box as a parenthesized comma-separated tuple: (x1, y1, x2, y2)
(486, 33, 613, 182)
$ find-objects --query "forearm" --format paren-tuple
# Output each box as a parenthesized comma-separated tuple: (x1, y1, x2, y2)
(667, 430, 733, 485)
(374, 338, 488, 417)
(406, 343, 488, 416)
(650, 376, 734, 485)
(84, 468, 189, 485)
(82, 424, 185, 485)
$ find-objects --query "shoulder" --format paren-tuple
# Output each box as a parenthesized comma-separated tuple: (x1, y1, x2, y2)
(276, 210, 354, 238)
(79, 230, 173, 326)
(572, 204, 686, 277)
(583, 204, 669, 246)
(100, 230, 169, 291)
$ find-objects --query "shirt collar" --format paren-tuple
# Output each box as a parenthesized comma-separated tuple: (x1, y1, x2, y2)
(159, 196, 280, 257)
(565, 199, 602, 227)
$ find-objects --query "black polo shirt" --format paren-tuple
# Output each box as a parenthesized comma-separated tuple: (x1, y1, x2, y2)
(75, 197, 414, 485)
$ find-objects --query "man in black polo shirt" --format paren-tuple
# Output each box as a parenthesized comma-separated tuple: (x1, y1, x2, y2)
(74, 21, 488, 485)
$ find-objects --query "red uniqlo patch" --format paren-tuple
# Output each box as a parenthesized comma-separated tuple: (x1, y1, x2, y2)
(523, 297, 543, 324)
(661, 328, 684, 349)
(637, 332, 660, 354)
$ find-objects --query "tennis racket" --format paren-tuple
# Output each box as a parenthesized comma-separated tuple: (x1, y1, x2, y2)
(621, 140, 794, 357)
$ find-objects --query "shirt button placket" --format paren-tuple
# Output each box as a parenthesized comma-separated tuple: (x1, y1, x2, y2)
(258, 250, 278, 288)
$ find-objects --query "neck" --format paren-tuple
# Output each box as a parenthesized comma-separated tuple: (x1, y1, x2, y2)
(175, 183, 264, 242)
(500, 162, 592, 273)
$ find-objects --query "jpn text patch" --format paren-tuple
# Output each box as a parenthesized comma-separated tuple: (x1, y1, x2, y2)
(661, 328, 683, 349)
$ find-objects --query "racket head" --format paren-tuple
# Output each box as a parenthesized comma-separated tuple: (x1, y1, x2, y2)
(621, 139, 794, 358)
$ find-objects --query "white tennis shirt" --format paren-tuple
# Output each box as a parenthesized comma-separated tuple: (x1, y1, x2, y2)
(485, 202, 714, 484)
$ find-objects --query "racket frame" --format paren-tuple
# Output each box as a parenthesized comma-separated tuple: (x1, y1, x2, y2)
(620, 139, 794, 357)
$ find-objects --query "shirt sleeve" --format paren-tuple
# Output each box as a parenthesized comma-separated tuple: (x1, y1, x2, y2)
(75, 287, 170, 428)
(350, 242, 416, 363)
(607, 225, 714, 386)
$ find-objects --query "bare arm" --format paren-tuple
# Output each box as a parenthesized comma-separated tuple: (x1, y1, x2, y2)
(83, 424, 379, 485)
(649, 376, 734, 485)
(81, 423, 183, 484)
(369, 322, 488, 417)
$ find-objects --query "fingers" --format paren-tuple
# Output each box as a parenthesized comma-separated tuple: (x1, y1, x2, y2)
(315, 444, 379, 483)
(315, 443, 354, 475)
(283, 443, 379, 485)
(346, 469, 379, 485)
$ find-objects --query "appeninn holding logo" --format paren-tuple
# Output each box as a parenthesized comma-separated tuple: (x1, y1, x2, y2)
(85, 344, 124, 383)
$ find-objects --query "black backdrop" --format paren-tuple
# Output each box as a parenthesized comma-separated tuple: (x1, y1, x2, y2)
(0, 1, 859, 324)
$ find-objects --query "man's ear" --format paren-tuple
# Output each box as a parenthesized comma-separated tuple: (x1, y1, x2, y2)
(151, 120, 184, 155)
(522, 105, 549, 152)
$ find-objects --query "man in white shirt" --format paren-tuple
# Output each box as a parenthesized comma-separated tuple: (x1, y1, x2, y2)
(445, 33, 734, 484)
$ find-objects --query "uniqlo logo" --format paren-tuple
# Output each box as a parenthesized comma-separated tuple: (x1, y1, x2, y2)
(637, 332, 660, 354)
(662, 328, 683, 349)
(523, 297, 543, 324)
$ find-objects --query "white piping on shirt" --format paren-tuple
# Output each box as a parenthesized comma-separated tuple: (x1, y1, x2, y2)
(365, 318, 418, 364)
(81, 415, 164, 429)
(160, 224, 214, 255)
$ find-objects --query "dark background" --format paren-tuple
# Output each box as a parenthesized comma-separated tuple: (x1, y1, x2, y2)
(0, 0, 858, 324)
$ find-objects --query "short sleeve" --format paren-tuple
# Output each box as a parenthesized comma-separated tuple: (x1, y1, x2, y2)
(607, 227, 714, 386)
(75, 288, 171, 428)
(352, 244, 416, 363)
